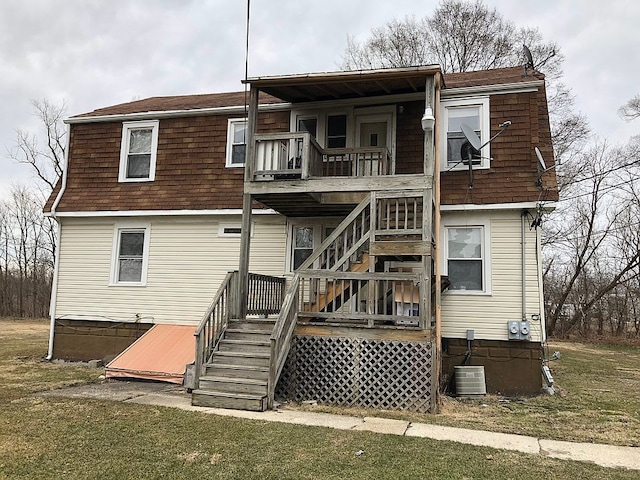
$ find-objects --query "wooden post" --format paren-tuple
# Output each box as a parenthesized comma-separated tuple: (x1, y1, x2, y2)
(238, 86, 259, 320)
(432, 73, 443, 412)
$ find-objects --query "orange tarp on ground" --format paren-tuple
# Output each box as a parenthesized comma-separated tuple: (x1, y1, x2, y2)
(105, 324, 196, 384)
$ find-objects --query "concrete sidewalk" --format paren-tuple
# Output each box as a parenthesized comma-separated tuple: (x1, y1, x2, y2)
(40, 381, 640, 471)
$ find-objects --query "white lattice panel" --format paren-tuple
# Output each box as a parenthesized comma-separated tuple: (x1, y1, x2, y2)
(276, 335, 433, 412)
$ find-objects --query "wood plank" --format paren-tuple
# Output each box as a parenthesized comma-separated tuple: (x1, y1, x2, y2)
(294, 323, 432, 341)
(246, 175, 432, 195)
(370, 241, 432, 256)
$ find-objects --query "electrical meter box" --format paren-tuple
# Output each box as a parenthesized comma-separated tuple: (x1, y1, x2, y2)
(507, 321, 531, 340)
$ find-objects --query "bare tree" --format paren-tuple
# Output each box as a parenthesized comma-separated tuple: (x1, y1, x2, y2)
(8, 98, 66, 192)
(544, 139, 640, 337)
(339, 0, 589, 164)
(1, 185, 54, 318)
(619, 94, 640, 121)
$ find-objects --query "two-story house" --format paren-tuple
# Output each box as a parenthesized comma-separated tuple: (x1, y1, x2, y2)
(45, 65, 558, 413)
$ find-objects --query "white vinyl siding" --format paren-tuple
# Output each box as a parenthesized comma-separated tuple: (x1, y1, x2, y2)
(441, 210, 543, 342)
(54, 215, 286, 325)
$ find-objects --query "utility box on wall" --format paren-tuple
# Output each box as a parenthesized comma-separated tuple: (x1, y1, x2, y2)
(508, 321, 531, 341)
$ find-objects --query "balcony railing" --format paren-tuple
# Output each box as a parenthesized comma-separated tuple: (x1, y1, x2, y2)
(252, 132, 392, 181)
(297, 271, 426, 329)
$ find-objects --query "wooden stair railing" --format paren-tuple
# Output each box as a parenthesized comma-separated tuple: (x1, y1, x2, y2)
(194, 271, 287, 392)
(297, 195, 371, 273)
(267, 274, 300, 408)
(306, 253, 370, 312)
(194, 271, 236, 390)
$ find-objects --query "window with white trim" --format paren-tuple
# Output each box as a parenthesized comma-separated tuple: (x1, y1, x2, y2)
(110, 225, 150, 285)
(292, 226, 314, 270)
(226, 118, 247, 167)
(445, 226, 486, 292)
(119, 120, 159, 182)
(441, 97, 490, 171)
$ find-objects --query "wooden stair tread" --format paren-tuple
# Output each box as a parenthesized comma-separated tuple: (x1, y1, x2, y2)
(207, 363, 269, 372)
(221, 339, 270, 346)
(192, 389, 266, 400)
(226, 328, 272, 334)
(214, 351, 270, 359)
(200, 375, 267, 386)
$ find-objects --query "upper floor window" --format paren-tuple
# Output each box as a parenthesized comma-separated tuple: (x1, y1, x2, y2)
(326, 114, 347, 148)
(441, 97, 489, 171)
(110, 224, 150, 286)
(119, 120, 159, 182)
(226, 118, 247, 167)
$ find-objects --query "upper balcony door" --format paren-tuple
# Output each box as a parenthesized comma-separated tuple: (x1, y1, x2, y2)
(355, 112, 394, 176)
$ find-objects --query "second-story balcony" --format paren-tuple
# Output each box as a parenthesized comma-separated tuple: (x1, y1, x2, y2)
(245, 131, 433, 217)
(253, 132, 393, 181)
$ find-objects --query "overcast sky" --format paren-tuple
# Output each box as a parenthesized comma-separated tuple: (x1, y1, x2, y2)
(1, 0, 639, 198)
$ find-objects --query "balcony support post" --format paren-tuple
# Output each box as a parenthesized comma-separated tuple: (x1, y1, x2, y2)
(238, 86, 260, 320)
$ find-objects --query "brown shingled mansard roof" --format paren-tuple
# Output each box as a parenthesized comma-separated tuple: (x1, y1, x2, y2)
(70, 66, 543, 120)
(72, 91, 285, 119)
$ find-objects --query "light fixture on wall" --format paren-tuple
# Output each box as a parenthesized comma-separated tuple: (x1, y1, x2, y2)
(421, 107, 435, 132)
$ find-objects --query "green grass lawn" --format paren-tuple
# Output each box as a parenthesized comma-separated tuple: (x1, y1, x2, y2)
(1, 318, 638, 479)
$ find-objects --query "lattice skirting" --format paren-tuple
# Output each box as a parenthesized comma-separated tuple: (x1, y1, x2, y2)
(276, 335, 434, 413)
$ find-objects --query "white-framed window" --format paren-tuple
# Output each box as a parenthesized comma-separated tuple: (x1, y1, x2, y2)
(291, 225, 315, 270)
(226, 118, 247, 167)
(440, 97, 490, 171)
(119, 120, 159, 182)
(110, 224, 150, 286)
(286, 220, 341, 272)
(442, 218, 491, 295)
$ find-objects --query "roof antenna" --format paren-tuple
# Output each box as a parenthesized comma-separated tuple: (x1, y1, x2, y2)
(460, 121, 511, 188)
(523, 45, 535, 76)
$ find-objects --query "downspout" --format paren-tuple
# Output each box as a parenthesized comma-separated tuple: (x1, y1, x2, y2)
(46, 122, 71, 360)
(521, 210, 528, 322)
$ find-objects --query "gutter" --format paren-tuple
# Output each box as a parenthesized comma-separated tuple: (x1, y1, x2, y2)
(46, 123, 71, 360)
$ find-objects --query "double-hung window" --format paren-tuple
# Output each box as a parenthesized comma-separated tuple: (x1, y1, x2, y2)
(326, 114, 347, 148)
(441, 98, 489, 171)
(111, 225, 150, 286)
(292, 226, 314, 270)
(446, 226, 486, 292)
(119, 120, 159, 182)
(226, 118, 247, 167)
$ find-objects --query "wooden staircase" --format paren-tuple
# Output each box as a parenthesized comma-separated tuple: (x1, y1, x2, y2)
(306, 253, 371, 312)
(192, 318, 275, 411)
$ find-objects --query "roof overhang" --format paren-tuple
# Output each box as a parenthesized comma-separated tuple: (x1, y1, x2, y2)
(245, 65, 442, 103)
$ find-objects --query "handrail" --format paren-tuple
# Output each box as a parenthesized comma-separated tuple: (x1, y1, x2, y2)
(267, 274, 300, 408)
(246, 272, 286, 316)
(193, 271, 235, 389)
(252, 132, 393, 180)
(297, 194, 371, 271)
(297, 271, 426, 328)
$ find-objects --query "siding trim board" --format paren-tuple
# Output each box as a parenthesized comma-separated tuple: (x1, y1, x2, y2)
(48, 209, 280, 218)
